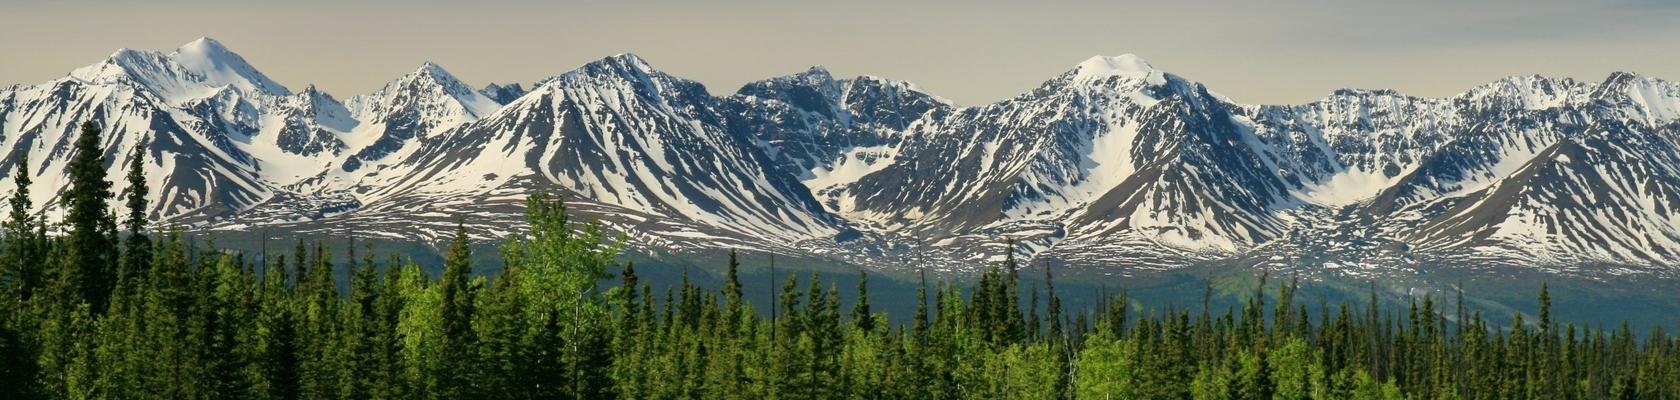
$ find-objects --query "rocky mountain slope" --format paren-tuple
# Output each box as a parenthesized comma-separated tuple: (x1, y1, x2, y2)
(3, 38, 1677, 277)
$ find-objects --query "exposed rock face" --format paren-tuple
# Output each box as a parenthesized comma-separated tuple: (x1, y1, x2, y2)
(6, 39, 1680, 275)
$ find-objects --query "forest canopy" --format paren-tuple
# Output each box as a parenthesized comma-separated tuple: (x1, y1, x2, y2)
(3, 123, 1680, 399)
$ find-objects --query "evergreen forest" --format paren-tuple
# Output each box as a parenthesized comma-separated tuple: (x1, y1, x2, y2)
(5, 123, 1680, 399)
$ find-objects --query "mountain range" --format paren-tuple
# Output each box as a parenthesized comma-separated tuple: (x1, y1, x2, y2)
(3, 38, 1678, 279)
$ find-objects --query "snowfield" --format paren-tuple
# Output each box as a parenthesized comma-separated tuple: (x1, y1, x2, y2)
(3, 38, 1679, 275)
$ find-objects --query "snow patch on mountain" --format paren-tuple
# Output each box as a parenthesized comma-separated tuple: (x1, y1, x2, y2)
(7, 41, 1680, 276)
(1071, 54, 1165, 86)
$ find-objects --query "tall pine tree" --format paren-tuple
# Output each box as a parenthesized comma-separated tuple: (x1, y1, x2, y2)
(4, 151, 44, 300)
(121, 138, 151, 280)
(62, 121, 119, 312)
(852, 270, 873, 334)
(435, 222, 477, 399)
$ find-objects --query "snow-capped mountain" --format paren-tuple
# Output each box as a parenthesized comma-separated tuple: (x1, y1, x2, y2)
(1396, 73, 1680, 267)
(339, 61, 501, 174)
(3, 38, 1679, 277)
(281, 53, 850, 250)
(828, 55, 1305, 267)
(0, 38, 288, 222)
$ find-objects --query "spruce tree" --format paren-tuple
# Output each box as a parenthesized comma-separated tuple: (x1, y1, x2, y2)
(296, 242, 341, 399)
(1539, 282, 1552, 336)
(292, 240, 309, 288)
(121, 138, 151, 279)
(913, 270, 929, 343)
(62, 121, 119, 311)
(1108, 289, 1128, 337)
(612, 261, 644, 397)
(1045, 263, 1062, 340)
(619, 261, 640, 332)
(341, 240, 380, 400)
(435, 222, 476, 399)
(4, 151, 43, 300)
(723, 249, 743, 336)
(0, 300, 39, 399)
(852, 270, 873, 334)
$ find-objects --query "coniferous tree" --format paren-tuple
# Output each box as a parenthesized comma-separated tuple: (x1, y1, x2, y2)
(1, 190, 1677, 399)
(611, 260, 648, 398)
(62, 121, 119, 312)
(0, 296, 38, 400)
(434, 222, 477, 398)
(4, 151, 44, 300)
(723, 250, 743, 337)
(121, 138, 150, 279)
(615, 264, 639, 343)
(1045, 263, 1062, 340)
(852, 270, 873, 334)
(296, 242, 341, 399)
(1108, 289, 1128, 337)
(1001, 242, 1023, 344)
(251, 250, 300, 400)
(0, 168, 42, 400)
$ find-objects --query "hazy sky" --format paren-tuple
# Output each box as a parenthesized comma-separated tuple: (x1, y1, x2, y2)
(3, 0, 1678, 106)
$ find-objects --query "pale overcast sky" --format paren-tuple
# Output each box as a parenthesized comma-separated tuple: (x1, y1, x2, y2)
(3, 0, 1678, 106)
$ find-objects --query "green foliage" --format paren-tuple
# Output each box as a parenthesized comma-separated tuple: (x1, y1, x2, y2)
(3, 151, 46, 301)
(1075, 332, 1135, 399)
(3, 162, 1679, 399)
(62, 122, 119, 312)
(433, 222, 476, 398)
(120, 138, 151, 279)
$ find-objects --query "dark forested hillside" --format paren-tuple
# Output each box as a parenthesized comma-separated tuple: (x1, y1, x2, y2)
(7, 123, 1680, 399)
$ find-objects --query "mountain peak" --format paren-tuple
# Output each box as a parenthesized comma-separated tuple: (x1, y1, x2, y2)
(1590, 71, 1680, 123)
(1600, 71, 1651, 88)
(169, 36, 290, 96)
(408, 61, 463, 83)
(68, 37, 290, 98)
(582, 53, 656, 75)
(394, 61, 484, 101)
(544, 53, 637, 74)
(781, 66, 839, 85)
(348, 59, 500, 124)
(607, 52, 649, 65)
(1454, 74, 1584, 110)
(793, 66, 840, 84)
(107, 47, 137, 59)
(535, 53, 667, 89)
(178, 37, 229, 54)
(414, 61, 449, 76)
(1593, 71, 1664, 96)
(288, 84, 357, 132)
(1329, 87, 1405, 97)
(1069, 54, 1163, 85)
(297, 84, 341, 104)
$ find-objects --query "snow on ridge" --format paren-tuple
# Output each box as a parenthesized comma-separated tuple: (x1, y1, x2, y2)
(349, 61, 501, 123)
(12, 40, 1680, 273)
(1071, 54, 1166, 86)
(65, 37, 293, 103)
(170, 37, 292, 97)
(295, 85, 358, 132)
(852, 74, 955, 106)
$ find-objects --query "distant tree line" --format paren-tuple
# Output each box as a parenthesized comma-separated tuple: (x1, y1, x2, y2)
(4, 122, 1680, 399)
